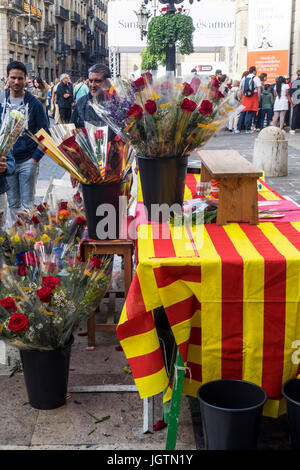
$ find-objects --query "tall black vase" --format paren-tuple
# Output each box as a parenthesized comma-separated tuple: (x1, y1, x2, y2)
(19, 336, 74, 410)
(137, 155, 188, 222)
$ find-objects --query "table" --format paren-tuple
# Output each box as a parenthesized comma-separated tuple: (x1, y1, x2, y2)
(198, 149, 263, 225)
(117, 173, 300, 440)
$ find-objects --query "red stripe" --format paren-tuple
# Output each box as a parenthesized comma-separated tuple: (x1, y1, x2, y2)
(273, 222, 300, 251)
(187, 362, 202, 382)
(153, 265, 201, 288)
(152, 223, 176, 258)
(190, 327, 202, 346)
(260, 181, 284, 200)
(205, 225, 244, 380)
(128, 347, 165, 379)
(186, 225, 200, 256)
(117, 310, 155, 341)
(125, 273, 146, 321)
(186, 173, 198, 198)
(241, 224, 287, 398)
(178, 340, 189, 364)
(165, 296, 201, 328)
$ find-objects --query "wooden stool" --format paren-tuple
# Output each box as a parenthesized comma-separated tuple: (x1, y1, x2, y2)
(197, 149, 263, 225)
(82, 239, 134, 347)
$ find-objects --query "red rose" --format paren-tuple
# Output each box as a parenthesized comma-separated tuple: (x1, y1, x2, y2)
(58, 201, 68, 210)
(199, 100, 213, 115)
(95, 130, 104, 140)
(131, 77, 146, 92)
(37, 204, 45, 212)
(182, 82, 194, 97)
(141, 72, 153, 84)
(42, 276, 60, 290)
(144, 99, 157, 115)
(8, 312, 29, 333)
(180, 98, 197, 113)
(73, 192, 82, 203)
(17, 265, 27, 276)
(190, 77, 201, 93)
(217, 91, 225, 99)
(0, 297, 17, 313)
(76, 216, 87, 226)
(20, 251, 38, 266)
(37, 286, 53, 303)
(88, 256, 103, 270)
(30, 215, 40, 225)
(127, 104, 143, 121)
(44, 261, 57, 274)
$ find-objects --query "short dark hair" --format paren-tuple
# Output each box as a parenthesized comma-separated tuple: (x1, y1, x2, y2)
(297, 70, 300, 76)
(249, 66, 256, 74)
(7, 61, 27, 77)
(215, 69, 222, 75)
(88, 63, 111, 79)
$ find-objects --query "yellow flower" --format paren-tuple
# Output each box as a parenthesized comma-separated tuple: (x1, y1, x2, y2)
(0, 237, 4, 243)
(160, 103, 171, 109)
(12, 234, 20, 244)
(41, 234, 51, 243)
(39, 307, 55, 316)
(0, 324, 4, 334)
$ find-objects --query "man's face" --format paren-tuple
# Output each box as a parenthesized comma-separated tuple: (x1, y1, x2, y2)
(88, 72, 105, 97)
(63, 76, 69, 84)
(7, 69, 26, 94)
(216, 72, 222, 79)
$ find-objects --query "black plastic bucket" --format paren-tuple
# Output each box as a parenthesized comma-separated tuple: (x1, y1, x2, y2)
(197, 379, 267, 450)
(20, 336, 74, 410)
(81, 182, 127, 240)
(137, 155, 188, 222)
(282, 378, 300, 449)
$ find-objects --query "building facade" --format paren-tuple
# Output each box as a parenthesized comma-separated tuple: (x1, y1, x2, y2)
(0, 0, 109, 84)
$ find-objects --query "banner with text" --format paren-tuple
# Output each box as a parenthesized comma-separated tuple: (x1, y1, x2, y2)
(247, 0, 292, 83)
(108, 0, 236, 50)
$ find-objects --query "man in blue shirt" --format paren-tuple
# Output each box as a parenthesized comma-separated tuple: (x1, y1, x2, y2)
(73, 77, 89, 103)
(0, 61, 49, 220)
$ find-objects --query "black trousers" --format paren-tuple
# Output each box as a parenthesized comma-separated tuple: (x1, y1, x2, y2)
(59, 107, 72, 123)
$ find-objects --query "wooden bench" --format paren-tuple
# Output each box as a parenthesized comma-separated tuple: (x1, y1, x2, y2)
(81, 239, 134, 347)
(197, 149, 263, 225)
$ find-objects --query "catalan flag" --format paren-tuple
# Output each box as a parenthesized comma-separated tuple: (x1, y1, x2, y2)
(118, 175, 300, 418)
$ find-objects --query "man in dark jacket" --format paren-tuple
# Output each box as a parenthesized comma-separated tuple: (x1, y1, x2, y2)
(71, 63, 112, 129)
(0, 61, 49, 220)
(56, 73, 74, 123)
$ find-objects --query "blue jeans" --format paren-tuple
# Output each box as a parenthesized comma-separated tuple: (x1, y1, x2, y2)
(6, 159, 39, 220)
(245, 111, 257, 131)
(260, 109, 273, 129)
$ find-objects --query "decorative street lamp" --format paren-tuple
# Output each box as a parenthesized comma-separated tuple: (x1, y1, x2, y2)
(134, 2, 151, 40)
(8, 0, 39, 49)
(136, 0, 201, 75)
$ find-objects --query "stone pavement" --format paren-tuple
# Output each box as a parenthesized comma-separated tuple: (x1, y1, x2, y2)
(0, 130, 299, 452)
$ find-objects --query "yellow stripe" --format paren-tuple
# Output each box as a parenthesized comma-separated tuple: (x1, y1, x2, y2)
(291, 221, 300, 232)
(258, 223, 300, 387)
(170, 224, 197, 257)
(172, 319, 192, 346)
(187, 344, 202, 365)
(120, 327, 160, 359)
(184, 185, 193, 200)
(158, 280, 193, 309)
(193, 227, 222, 382)
(137, 264, 162, 311)
(137, 173, 143, 202)
(137, 224, 155, 261)
(224, 224, 265, 386)
(258, 181, 282, 200)
(135, 367, 169, 399)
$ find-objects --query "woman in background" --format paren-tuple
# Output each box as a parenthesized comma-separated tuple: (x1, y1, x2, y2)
(272, 76, 292, 129)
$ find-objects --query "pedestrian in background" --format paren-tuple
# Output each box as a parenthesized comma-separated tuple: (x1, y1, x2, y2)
(255, 73, 268, 130)
(32, 76, 48, 113)
(0, 61, 49, 220)
(73, 77, 89, 103)
(289, 70, 300, 135)
(272, 75, 291, 129)
(228, 80, 241, 132)
(259, 84, 274, 129)
(236, 66, 262, 134)
(56, 73, 73, 123)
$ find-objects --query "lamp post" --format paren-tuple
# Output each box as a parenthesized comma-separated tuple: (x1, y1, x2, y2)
(136, 0, 201, 75)
(8, 0, 39, 49)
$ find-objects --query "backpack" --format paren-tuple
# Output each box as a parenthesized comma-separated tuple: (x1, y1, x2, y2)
(242, 76, 255, 97)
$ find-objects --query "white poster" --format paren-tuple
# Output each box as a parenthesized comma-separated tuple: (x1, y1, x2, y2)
(108, 0, 236, 51)
(248, 0, 292, 52)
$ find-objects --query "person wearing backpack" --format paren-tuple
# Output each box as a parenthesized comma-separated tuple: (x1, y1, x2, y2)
(259, 84, 274, 129)
(235, 66, 262, 134)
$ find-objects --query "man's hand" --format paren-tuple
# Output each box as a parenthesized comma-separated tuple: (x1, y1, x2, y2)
(31, 158, 38, 163)
(0, 156, 7, 174)
(64, 93, 70, 99)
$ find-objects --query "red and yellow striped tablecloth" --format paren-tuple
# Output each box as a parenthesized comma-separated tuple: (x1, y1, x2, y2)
(118, 175, 300, 418)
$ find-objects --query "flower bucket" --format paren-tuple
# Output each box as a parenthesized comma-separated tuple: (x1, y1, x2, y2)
(197, 379, 267, 450)
(19, 335, 74, 410)
(81, 181, 128, 240)
(137, 155, 188, 222)
(282, 378, 300, 449)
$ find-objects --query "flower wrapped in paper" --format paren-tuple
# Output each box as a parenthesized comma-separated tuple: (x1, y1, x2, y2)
(0, 250, 113, 350)
(90, 73, 244, 158)
(0, 105, 28, 156)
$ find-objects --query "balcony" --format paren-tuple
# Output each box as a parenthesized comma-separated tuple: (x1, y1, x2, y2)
(95, 45, 108, 57)
(55, 42, 71, 58)
(81, 18, 87, 29)
(9, 30, 18, 43)
(39, 24, 55, 45)
(71, 39, 83, 51)
(71, 11, 81, 24)
(6, 0, 24, 13)
(54, 5, 69, 21)
(94, 18, 107, 32)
